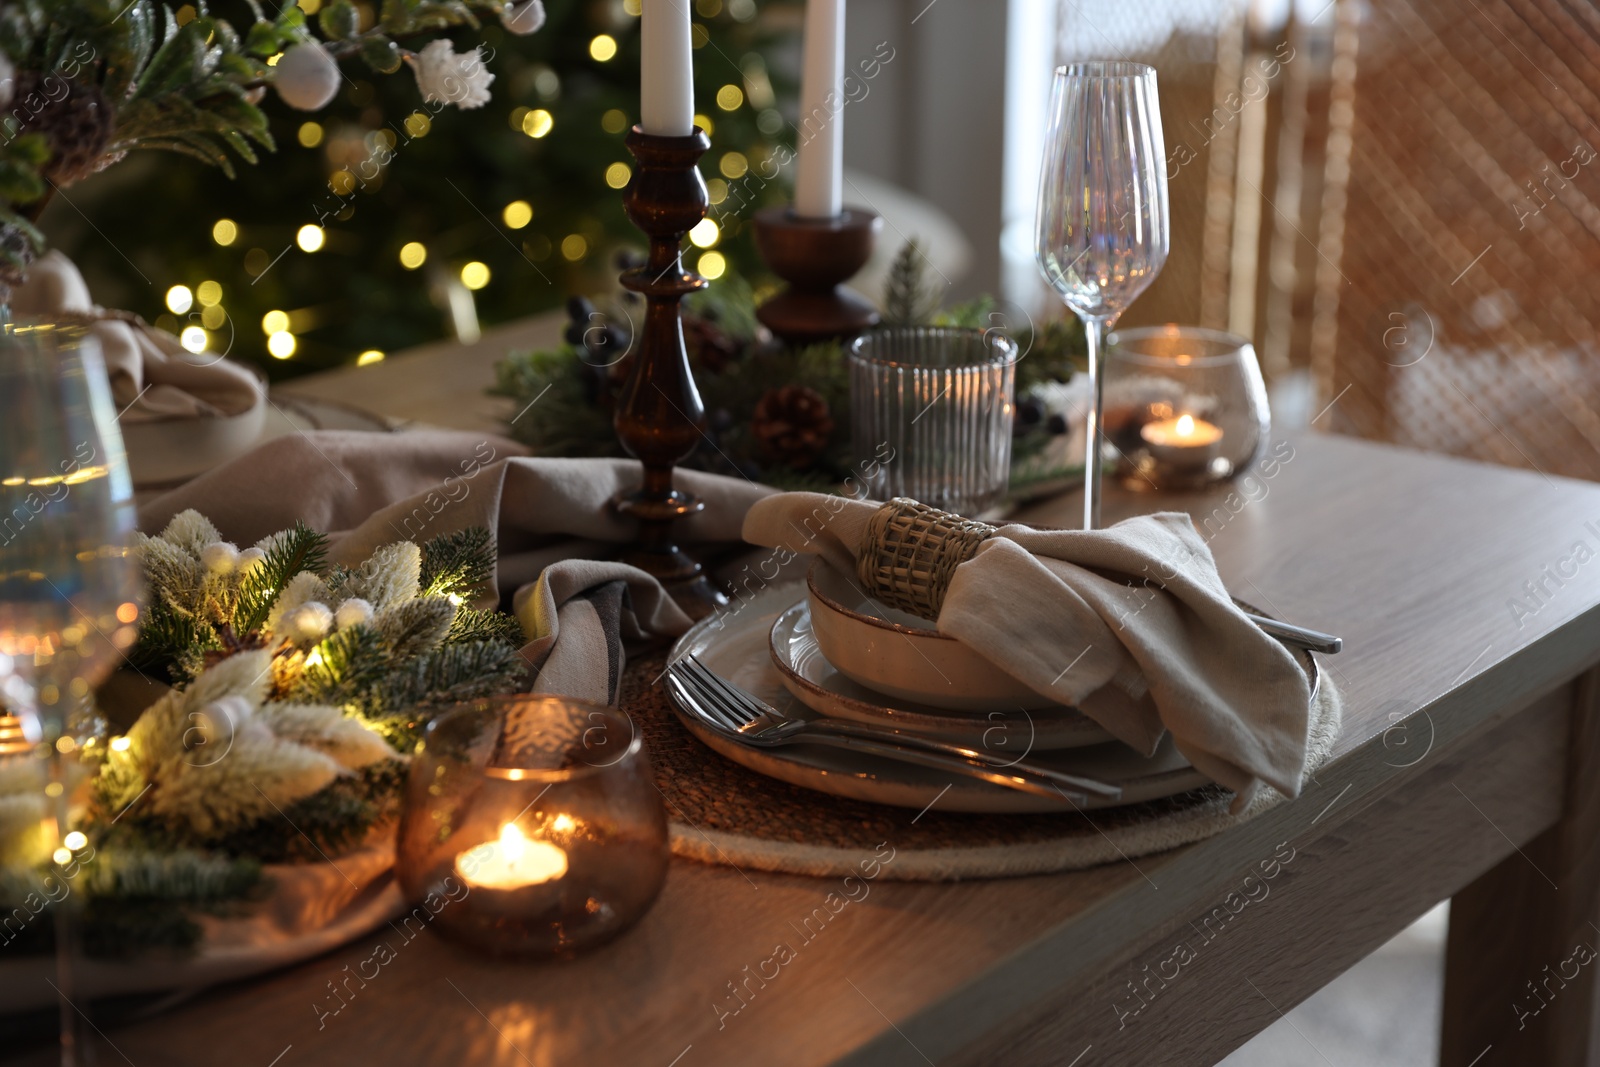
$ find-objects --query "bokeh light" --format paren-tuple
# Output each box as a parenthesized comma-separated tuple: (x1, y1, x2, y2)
(212, 219, 237, 246)
(522, 109, 554, 138)
(267, 331, 296, 359)
(297, 225, 325, 252)
(689, 219, 719, 248)
(399, 242, 427, 269)
(460, 262, 491, 290)
(503, 201, 534, 229)
(698, 251, 727, 279)
(165, 285, 193, 314)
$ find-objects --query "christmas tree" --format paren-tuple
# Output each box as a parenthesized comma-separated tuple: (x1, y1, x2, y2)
(47, 0, 798, 380)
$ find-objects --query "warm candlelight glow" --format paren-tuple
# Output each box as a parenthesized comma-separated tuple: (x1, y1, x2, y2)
(1141, 414, 1223, 449)
(456, 823, 568, 890)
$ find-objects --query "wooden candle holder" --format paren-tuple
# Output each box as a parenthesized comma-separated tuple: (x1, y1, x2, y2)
(752, 206, 882, 346)
(613, 127, 726, 614)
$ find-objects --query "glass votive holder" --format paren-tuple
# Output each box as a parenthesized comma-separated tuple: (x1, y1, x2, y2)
(848, 327, 1018, 516)
(1103, 325, 1270, 490)
(396, 695, 669, 958)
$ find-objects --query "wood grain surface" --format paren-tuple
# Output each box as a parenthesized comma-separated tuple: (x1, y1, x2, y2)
(31, 339, 1600, 1067)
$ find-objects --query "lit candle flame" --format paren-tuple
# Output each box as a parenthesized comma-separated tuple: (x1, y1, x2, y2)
(455, 822, 569, 890)
(1176, 413, 1195, 438)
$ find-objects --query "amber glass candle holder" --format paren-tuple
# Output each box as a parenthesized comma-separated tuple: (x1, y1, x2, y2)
(1103, 325, 1270, 491)
(397, 695, 669, 958)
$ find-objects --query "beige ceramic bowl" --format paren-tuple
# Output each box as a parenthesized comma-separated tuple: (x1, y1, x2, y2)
(804, 559, 1059, 711)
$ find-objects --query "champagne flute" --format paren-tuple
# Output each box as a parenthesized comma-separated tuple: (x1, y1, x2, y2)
(0, 317, 141, 1065)
(1035, 61, 1170, 529)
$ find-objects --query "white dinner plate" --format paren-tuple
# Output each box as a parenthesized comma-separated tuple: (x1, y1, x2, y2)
(769, 600, 1113, 751)
(668, 580, 1218, 813)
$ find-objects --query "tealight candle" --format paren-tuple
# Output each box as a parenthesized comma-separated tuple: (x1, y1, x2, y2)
(1140, 413, 1223, 469)
(456, 822, 568, 891)
(398, 696, 669, 957)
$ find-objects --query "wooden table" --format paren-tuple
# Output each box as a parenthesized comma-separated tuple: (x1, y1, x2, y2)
(82, 331, 1600, 1066)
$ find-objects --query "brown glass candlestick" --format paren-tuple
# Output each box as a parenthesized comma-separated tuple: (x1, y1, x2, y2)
(752, 206, 882, 346)
(613, 126, 726, 614)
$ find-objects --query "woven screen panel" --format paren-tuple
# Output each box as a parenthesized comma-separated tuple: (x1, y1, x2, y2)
(1318, 0, 1600, 480)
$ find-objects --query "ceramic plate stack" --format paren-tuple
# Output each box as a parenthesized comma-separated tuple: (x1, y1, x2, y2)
(668, 565, 1320, 814)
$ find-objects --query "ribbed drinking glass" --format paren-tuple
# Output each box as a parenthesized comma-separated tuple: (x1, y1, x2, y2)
(849, 327, 1018, 517)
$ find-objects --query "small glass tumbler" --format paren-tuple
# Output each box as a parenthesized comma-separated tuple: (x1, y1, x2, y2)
(1103, 325, 1270, 491)
(397, 695, 669, 958)
(849, 327, 1018, 516)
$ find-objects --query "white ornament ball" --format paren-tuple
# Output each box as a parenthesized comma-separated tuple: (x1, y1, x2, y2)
(237, 547, 267, 575)
(334, 597, 374, 630)
(283, 601, 335, 643)
(200, 541, 241, 575)
(502, 0, 546, 35)
(274, 42, 341, 112)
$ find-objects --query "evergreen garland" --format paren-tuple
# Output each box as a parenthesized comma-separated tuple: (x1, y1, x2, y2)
(0, 512, 533, 960)
(493, 242, 1091, 490)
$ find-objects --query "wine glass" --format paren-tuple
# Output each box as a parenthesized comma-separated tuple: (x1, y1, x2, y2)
(1035, 61, 1170, 529)
(0, 316, 141, 1065)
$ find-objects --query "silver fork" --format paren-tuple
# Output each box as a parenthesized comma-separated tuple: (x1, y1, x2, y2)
(665, 654, 1122, 804)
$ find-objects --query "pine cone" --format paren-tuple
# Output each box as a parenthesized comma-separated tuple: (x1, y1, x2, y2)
(751, 385, 834, 469)
(12, 75, 118, 188)
(683, 314, 740, 374)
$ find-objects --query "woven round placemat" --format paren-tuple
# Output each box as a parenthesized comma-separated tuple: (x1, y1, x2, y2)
(624, 650, 1343, 882)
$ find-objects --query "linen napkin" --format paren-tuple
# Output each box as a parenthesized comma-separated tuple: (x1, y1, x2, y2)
(743, 493, 1312, 811)
(138, 429, 774, 703)
(12, 251, 264, 423)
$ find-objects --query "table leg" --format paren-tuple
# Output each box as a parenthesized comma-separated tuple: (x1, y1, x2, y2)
(1441, 669, 1600, 1066)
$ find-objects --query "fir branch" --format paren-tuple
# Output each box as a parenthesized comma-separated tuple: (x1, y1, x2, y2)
(125, 598, 219, 683)
(447, 607, 525, 648)
(491, 345, 622, 458)
(233, 522, 328, 636)
(80, 848, 263, 902)
(373, 597, 456, 661)
(296, 624, 389, 708)
(365, 640, 525, 747)
(211, 762, 403, 863)
(882, 239, 939, 328)
(419, 527, 495, 600)
(685, 271, 760, 342)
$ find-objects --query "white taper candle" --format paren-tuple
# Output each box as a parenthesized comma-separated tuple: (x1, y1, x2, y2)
(640, 0, 694, 136)
(794, 0, 845, 218)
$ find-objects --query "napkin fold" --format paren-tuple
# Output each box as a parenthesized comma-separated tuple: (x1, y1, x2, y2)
(12, 251, 264, 423)
(138, 430, 773, 697)
(743, 493, 1312, 811)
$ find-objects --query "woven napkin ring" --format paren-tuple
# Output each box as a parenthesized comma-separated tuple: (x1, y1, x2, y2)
(856, 498, 999, 621)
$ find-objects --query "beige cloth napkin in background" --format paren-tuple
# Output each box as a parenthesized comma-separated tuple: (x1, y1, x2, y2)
(743, 493, 1313, 812)
(138, 430, 775, 703)
(12, 251, 264, 422)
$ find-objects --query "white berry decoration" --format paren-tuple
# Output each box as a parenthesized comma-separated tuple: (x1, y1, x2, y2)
(502, 0, 546, 35)
(200, 541, 241, 575)
(410, 40, 495, 110)
(274, 42, 341, 112)
(334, 598, 375, 630)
